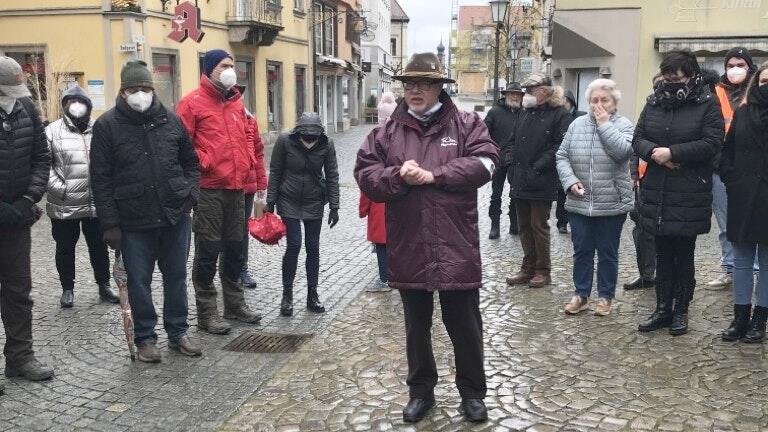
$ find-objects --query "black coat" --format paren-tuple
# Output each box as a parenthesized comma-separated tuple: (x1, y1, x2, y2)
(720, 105, 768, 243)
(632, 87, 724, 237)
(267, 132, 340, 220)
(0, 97, 50, 206)
(484, 99, 521, 164)
(508, 101, 571, 201)
(90, 96, 200, 232)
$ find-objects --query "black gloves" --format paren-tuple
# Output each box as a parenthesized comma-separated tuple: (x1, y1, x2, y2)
(0, 202, 22, 228)
(265, 202, 275, 214)
(328, 208, 339, 228)
(103, 227, 122, 250)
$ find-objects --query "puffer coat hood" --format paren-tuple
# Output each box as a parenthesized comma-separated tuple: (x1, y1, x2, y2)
(556, 113, 635, 217)
(294, 112, 325, 136)
(45, 115, 96, 219)
(61, 85, 92, 112)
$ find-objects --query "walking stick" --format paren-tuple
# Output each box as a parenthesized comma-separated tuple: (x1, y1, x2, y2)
(112, 251, 136, 362)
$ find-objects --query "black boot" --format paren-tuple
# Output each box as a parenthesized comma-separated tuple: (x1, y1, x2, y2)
(638, 280, 672, 332)
(488, 216, 500, 239)
(722, 304, 752, 342)
(60, 290, 74, 308)
(743, 305, 768, 343)
(623, 276, 655, 291)
(307, 286, 325, 313)
(509, 214, 519, 235)
(669, 281, 693, 336)
(98, 282, 120, 304)
(280, 286, 293, 317)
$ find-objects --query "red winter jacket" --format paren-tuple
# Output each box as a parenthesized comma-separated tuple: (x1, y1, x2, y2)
(359, 192, 386, 244)
(243, 115, 268, 194)
(177, 76, 255, 190)
(354, 92, 499, 291)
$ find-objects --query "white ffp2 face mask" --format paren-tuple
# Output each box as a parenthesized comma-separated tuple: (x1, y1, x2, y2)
(727, 66, 748, 85)
(68, 102, 88, 118)
(219, 68, 237, 89)
(126, 91, 153, 113)
(522, 94, 538, 108)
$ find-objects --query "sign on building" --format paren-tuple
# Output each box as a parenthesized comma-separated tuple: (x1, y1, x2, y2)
(520, 57, 535, 74)
(168, 1, 205, 43)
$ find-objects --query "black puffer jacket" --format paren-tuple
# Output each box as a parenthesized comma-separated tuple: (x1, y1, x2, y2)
(508, 90, 571, 201)
(90, 95, 200, 231)
(0, 97, 50, 206)
(267, 130, 340, 220)
(484, 99, 521, 164)
(632, 86, 724, 237)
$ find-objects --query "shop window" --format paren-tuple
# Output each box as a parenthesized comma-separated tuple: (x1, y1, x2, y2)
(295, 66, 306, 119)
(267, 62, 283, 131)
(152, 52, 179, 109)
(236, 60, 254, 113)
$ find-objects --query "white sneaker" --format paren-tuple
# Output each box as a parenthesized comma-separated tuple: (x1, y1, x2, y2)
(705, 273, 733, 290)
(366, 280, 391, 292)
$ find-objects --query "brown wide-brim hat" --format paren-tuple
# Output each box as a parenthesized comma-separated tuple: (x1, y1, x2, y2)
(393, 52, 455, 84)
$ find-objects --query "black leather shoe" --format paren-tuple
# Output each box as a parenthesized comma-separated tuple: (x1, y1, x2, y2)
(0, 381, 4, 395)
(488, 217, 500, 239)
(307, 286, 325, 313)
(557, 225, 568, 234)
(624, 277, 655, 291)
(461, 398, 488, 422)
(403, 396, 435, 423)
(98, 282, 120, 303)
(60, 290, 74, 308)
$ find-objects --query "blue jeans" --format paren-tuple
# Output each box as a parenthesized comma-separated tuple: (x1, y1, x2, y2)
(122, 215, 191, 345)
(282, 218, 322, 288)
(712, 174, 734, 271)
(733, 242, 768, 307)
(569, 212, 627, 299)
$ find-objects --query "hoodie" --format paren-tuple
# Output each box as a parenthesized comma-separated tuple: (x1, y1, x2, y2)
(61, 85, 93, 133)
(719, 46, 757, 106)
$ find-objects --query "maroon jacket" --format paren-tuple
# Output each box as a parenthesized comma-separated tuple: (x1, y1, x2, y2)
(354, 93, 499, 291)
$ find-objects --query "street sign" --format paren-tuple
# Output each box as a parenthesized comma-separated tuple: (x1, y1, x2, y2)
(520, 58, 534, 74)
(119, 43, 137, 53)
(362, 62, 371, 72)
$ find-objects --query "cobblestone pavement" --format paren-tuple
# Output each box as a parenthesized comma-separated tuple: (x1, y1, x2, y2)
(2, 121, 761, 431)
(0, 125, 381, 431)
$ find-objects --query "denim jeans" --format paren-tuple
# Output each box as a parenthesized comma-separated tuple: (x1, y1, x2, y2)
(712, 174, 734, 271)
(375, 243, 388, 282)
(489, 164, 515, 218)
(122, 215, 191, 345)
(732, 242, 768, 307)
(569, 212, 626, 299)
(282, 218, 322, 288)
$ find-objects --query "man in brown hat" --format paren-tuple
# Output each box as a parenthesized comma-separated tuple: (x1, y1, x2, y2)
(355, 53, 499, 424)
(485, 82, 525, 239)
(506, 72, 570, 288)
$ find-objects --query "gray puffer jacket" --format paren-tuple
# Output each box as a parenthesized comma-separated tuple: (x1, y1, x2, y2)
(46, 115, 96, 220)
(556, 113, 634, 217)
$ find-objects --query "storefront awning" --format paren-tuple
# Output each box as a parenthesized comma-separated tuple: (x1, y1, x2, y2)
(656, 36, 768, 54)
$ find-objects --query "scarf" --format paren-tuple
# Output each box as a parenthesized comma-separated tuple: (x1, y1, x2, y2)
(408, 102, 443, 123)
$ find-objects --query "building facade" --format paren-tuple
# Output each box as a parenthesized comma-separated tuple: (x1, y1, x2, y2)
(361, 0, 392, 107)
(0, 0, 365, 141)
(389, 0, 408, 98)
(552, 0, 768, 120)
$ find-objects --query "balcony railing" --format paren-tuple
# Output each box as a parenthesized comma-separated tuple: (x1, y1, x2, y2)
(228, 0, 283, 27)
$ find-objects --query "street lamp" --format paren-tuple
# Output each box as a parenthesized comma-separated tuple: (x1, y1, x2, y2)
(505, 57, 512, 84)
(489, 0, 509, 102)
(509, 35, 520, 82)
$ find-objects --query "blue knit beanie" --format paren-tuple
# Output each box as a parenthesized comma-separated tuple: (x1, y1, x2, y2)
(203, 49, 233, 76)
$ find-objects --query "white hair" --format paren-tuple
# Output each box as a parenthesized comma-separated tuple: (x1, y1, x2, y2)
(585, 78, 621, 104)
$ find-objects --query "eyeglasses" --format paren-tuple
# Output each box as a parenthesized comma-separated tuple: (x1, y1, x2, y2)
(403, 81, 438, 91)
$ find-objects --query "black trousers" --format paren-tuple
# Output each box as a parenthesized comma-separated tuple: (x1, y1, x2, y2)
(556, 188, 568, 228)
(51, 218, 111, 291)
(399, 289, 486, 400)
(656, 235, 696, 290)
(489, 164, 516, 219)
(282, 218, 323, 289)
(240, 193, 255, 272)
(0, 227, 35, 366)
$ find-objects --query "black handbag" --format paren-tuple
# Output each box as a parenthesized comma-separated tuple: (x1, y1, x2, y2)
(303, 152, 328, 205)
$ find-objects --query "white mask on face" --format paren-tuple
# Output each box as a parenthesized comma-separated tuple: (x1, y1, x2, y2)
(727, 67, 748, 85)
(126, 91, 153, 113)
(522, 94, 538, 108)
(68, 102, 88, 118)
(0, 96, 16, 114)
(219, 68, 237, 89)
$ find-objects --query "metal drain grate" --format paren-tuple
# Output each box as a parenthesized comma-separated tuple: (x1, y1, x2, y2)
(222, 332, 312, 353)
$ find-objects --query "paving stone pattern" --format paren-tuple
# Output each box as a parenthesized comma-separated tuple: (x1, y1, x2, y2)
(1, 122, 762, 431)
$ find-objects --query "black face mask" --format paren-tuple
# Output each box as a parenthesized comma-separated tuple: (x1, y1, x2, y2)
(759, 84, 768, 98)
(659, 82, 690, 101)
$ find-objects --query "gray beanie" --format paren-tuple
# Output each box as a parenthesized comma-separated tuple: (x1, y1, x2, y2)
(293, 112, 325, 136)
(120, 60, 154, 91)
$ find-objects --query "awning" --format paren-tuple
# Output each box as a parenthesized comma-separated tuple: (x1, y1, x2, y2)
(656, 36, 768, 54)
(317, 55, 348, 67)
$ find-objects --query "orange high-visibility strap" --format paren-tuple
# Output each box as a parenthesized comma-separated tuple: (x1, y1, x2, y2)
(715, 85, 734, 134)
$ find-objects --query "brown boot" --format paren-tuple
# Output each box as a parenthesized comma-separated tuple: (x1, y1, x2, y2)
(528, 272, 551, 288)
(506, 271, 534, 286)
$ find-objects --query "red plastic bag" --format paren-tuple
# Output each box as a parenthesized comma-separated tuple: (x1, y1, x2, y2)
(248, 212, 287, 245)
